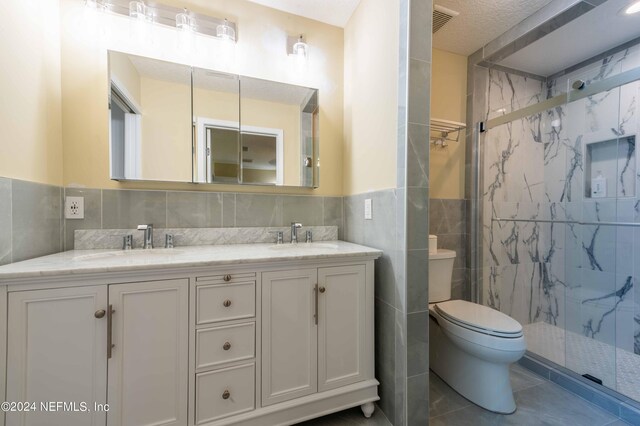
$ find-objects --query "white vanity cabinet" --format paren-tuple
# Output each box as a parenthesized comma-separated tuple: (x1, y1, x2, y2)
(6, 286, 108, 426)
(5, 279, 189, 426)
(0, 245, 380, 426)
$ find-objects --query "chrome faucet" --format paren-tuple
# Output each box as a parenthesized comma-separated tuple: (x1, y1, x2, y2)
(290, 222, 303, 244)
(137, 224, 154, 249)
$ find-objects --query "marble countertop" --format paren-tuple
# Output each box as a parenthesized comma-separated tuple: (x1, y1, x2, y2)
(0, 241, 382, 281)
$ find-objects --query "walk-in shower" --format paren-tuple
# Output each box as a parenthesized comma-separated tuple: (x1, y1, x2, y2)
(482, 57, 640, 401)
(465, 0, 640, 411)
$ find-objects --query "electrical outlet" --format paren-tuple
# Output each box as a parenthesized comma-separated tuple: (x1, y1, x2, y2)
(65, 196, 85, 219)
(364, 198, 373, 220)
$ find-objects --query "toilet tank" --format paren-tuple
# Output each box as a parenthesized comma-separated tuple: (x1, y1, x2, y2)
(429, 249, 456, 303)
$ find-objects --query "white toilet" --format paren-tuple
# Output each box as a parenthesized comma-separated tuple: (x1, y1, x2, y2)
(429, 249, 526, 414)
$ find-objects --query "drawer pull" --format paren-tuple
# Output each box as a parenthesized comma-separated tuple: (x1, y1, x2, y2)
(223, 342, 231, 351)
(94, 309, 106, 319)
(222, 390, 231, 400)
(223, 274, 232, 282)
(319, 286, 326, 293)
(223, 299, 232, 307)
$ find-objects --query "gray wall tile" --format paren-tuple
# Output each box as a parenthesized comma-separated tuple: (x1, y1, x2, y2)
(64, 188, 102, 250)
(102, 189, 167, 229)
(222, 193, 236, 227)
(282, 196, 323, 226)
(0, 178, 12, 265)
(409, 0, 433, 62)
(407, 124, 430, 188)
(408, 59, 431, 125)
(407, 373, 429, 424)
(344, 193, 364, 244)
(406, 187, 429, 250)
(235, 194, 282, 227)
(407, 311, 429, 376)
(323, 197, 343, 239)
(167, 191, 223, 228)
(407, 249, 429, 312)
(12, 180, 62, 262)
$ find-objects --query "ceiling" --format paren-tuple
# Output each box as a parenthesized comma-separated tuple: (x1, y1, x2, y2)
(432, 0, 553, 56)
(245, 0, 361, 27)
(498, 0, 640, 77)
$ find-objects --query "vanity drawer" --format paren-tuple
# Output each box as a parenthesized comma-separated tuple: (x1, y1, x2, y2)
(196, 272, 256, 284)
(196, 322, 255, 369)
(196, 282, 255, 324)
(195, 363, 255, 424)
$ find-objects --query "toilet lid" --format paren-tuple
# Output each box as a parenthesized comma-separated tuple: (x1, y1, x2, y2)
(434, 300, 523, 337)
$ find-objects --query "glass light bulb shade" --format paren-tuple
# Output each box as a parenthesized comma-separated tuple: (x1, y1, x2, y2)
(293, 40, 308, 57)
(176, 12, 194, 31)
(216, 19, 235, 41)
(129, 1, 146, 20)
(85, 0, 98, 9)
(626, 0, 640, 14)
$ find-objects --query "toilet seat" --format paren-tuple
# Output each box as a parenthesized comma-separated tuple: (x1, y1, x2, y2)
(433, 300, 523, 338)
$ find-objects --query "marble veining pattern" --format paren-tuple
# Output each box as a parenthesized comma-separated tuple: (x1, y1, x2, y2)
(74, 226, 338, 250)
(480, 42, 640, 402)
(0, 241, 381, 281)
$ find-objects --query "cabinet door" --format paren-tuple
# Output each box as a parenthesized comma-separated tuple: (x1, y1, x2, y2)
(107, 279, 188, 426)
(6, 286, 108, 426)
(261, 269, 317, 406)
(318, 265, 367, 392)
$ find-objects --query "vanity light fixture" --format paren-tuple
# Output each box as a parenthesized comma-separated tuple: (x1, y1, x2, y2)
(216, 18, 236, 41)
(176, 8, 195, 32)
(625, 0, 640, 14)
(85, 0, 237, 42)
(129, 1, 148, 20)
(288, 35, 308, 58)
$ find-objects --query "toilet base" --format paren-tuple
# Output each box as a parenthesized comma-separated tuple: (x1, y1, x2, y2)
(429, 315, 519, 414)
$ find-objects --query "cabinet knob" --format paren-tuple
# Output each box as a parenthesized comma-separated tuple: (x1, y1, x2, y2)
(223, 274, 232, 282)
(223, 299, 232, 307)
(319, 287, 326, 293)
(223, 342, 231, 351)
(94, 309, 106, 319)
(222, 390, 231, 400)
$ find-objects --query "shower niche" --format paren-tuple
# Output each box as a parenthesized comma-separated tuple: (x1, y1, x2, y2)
(583, 135, 636, 199)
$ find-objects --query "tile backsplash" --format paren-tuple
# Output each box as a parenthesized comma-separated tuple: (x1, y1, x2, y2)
(0, 177, 63, 265)
(0, 177, 345, 263)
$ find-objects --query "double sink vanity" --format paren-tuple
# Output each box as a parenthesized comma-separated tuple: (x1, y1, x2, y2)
(0, 225, 381, 426)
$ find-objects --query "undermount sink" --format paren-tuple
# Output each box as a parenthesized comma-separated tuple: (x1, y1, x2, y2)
(269, 242, 340, 250)
(74, 249, 184, 261)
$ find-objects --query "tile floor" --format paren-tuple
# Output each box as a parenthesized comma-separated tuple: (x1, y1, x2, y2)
(297, 365, 630, 425)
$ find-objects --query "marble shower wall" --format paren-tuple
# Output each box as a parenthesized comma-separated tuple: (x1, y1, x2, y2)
(0, 177, 63, 265)
(480, 43, 640, 372)
(429, 198, 469, 300)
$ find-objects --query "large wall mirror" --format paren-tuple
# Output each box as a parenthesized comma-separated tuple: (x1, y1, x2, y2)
(108, 51, 319, 188)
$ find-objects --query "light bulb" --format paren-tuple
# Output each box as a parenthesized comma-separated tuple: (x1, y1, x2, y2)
(216, 18, 236, 41)
(129, 1, 146, 20)
(625, 1, 640, 14)
(176, 9, 195, 31)
(292, 35, 308, 58)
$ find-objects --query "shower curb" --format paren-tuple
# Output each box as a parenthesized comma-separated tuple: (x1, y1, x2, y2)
(519, 353, 640, 424)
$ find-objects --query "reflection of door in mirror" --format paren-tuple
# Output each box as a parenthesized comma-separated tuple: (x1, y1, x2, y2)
(241, 128, 283, 185)
(110, 85, 141, 180)
(108, 51, 192, 182)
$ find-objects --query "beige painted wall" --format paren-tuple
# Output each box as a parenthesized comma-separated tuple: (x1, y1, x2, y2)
(430, 48, 467, 199)
(60, 0, 344, 195)
(0, 0, 63, 185)
(343, 0, 399, 195)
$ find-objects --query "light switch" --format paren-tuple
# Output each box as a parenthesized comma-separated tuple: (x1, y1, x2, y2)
(364, 198, 372, 220)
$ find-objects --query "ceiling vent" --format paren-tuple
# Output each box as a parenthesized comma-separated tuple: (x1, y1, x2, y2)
(433, 4, 459, 33)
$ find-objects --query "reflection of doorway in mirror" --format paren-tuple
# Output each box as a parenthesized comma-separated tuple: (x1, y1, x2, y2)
(195, 117, 283, 185)
(110, 82, 142, 180)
